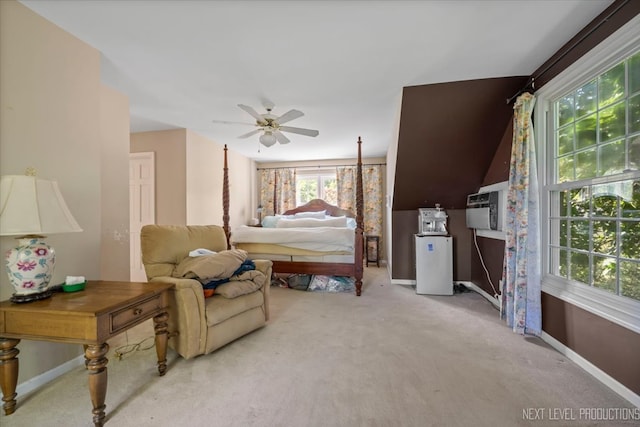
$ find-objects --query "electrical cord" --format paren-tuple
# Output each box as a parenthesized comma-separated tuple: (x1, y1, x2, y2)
(114, 335, 155, 361)
(473, 228, 499, 298)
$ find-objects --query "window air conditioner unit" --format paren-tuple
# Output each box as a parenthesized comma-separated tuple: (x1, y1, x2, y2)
(466, 190, 503, 231)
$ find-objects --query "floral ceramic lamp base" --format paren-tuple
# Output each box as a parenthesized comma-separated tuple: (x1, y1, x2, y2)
(5, 236, 56, 303)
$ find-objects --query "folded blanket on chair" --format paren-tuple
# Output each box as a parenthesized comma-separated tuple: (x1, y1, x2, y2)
(214, 269, 266, 298)
(201, 259, 256, 289)
(173, 249, 248, 281)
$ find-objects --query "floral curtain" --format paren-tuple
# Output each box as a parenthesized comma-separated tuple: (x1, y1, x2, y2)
(501, 92, 541, 336)
(258, 168, 296, 216)
(337, 165, 383, 240)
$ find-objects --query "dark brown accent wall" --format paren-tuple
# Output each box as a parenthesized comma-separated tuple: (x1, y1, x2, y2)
(482, 120, 513, 187)
(393, 76, 527, 211)
(391, 210, 418, 280)
(542, 293, 640, 394)
(470, 236, 504, 297)
(392, 209, 472, 282)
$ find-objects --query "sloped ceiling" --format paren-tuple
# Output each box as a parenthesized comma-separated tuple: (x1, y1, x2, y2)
(393, 76, 528, 211)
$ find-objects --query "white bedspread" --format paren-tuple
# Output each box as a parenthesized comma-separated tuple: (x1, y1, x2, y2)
(231, 226, 354, 252)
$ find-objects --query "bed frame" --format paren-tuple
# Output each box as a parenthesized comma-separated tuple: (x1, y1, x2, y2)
(222, 137, 365, 296)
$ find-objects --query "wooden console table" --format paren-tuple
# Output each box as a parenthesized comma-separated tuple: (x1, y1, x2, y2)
(0, 280, 173, 426)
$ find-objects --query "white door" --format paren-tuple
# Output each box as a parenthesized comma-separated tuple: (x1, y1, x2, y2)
(130, 152, 155, 282)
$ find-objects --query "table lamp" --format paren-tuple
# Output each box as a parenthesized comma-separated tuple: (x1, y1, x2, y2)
(0, 171, 82, 303)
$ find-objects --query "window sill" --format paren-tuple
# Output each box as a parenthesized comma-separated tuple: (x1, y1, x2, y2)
(542, 275, 640, 334)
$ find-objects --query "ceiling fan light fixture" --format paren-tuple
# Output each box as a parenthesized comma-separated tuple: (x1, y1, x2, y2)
(259, 131, 277, 147)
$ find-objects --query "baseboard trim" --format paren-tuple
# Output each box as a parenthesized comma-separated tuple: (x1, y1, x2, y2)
(459, 280, 500, 310)
(461, 280, 639, 406)
(541, 331, 640, 408)
(391, 279, 415, 286)
(15, 354, 85, 398)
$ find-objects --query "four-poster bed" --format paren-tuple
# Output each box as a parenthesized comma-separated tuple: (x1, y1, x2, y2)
(222, 137, 365, 296)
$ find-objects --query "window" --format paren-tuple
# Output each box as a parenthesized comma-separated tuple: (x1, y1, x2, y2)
(536, 16, 640, 331)
(549, 50, 640, 302)
(296, 170, 337, 206)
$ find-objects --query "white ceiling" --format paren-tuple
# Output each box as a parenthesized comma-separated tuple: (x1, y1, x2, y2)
(21, 0, 612, 162)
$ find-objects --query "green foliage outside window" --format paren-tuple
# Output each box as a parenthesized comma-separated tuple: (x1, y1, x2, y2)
(552, 50, 640, 302)
(296, 174, 337, 206)
(297, 177, 318, 205)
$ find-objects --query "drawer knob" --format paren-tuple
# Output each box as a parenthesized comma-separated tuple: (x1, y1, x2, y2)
(133, 308, 143, 315)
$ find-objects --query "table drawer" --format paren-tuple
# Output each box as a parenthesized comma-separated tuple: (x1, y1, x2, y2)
(110, 294, 162, 333)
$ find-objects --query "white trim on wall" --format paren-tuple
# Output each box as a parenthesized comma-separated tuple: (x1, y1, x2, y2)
(460, 280, 639, 407)
(541, 331, 640, 408)
(15, 354, 85, 398)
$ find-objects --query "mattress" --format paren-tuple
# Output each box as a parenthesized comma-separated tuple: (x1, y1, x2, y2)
(234, 242, 354, 263)
(231, 225, 354, 252)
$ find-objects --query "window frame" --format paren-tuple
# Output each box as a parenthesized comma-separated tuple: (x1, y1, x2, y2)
(295, 169, 337, 207)
(534, 14, 640, 334)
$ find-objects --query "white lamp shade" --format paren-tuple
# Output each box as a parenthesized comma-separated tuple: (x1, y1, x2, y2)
(259, 132, 277, 147)
(0, 175, 82, 236)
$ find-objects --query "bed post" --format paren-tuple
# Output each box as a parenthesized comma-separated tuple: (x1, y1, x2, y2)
(223, 144, 231, 249)
(354, 136, 364, 296)
(273, 172, 278, 215)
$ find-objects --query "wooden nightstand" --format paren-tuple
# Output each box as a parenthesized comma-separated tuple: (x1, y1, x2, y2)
(0, 281, 173, 426)
(365, 235, 380, 267)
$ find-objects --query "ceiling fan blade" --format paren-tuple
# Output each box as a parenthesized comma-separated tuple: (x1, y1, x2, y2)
(274, 130, 290, 145)
(279, 126, 319, 137)
(212, 119, 255, 126)
(237, 104, 265, 123)
(275, 109, 304, 125)
(238, 129, 261, 139)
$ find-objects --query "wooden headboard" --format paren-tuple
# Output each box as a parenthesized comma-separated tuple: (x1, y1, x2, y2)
(282, 199, 355, 218)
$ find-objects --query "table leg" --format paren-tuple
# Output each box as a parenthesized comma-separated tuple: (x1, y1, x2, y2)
(85, 343, 109, 427)
(153, 311, 169, 376)
(0, 338, 20, 415)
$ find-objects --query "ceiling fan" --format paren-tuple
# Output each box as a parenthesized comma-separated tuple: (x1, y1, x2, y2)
(212, 101, 319, 147)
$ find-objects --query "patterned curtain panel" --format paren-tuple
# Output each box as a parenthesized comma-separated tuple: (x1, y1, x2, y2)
(258, 169, 276, 216)
(337, 165, 383, 243)
(501, 93, 541, 336)
(336, 167, 356, 213)
(258, 168, 296, 216)
(275, 168, 296, 214)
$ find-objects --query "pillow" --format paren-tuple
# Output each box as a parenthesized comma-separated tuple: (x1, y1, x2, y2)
(173, 249, 247, 281)
(346, 217, 357, 229)
(276, 216, 348, 228)
(293, 210, 326, 219)
(261, 215, 281, 228)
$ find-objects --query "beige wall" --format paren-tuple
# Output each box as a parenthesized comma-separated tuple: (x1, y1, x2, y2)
(132, 129, 254, 231)
(100, 85, 131, 280)
(186, 130, 254, 229)
(227, 146, 255, 229)
(130, 129, 187, 225)
(0, 1, 128, 382)
(185, 130, 224, 226)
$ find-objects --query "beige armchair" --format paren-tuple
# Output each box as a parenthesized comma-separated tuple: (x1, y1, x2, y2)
(140, 224, 272, 359)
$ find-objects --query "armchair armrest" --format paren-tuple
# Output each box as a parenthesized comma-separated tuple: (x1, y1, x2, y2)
(252, 259, 273, 321)
(150, 276, 207, 359)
